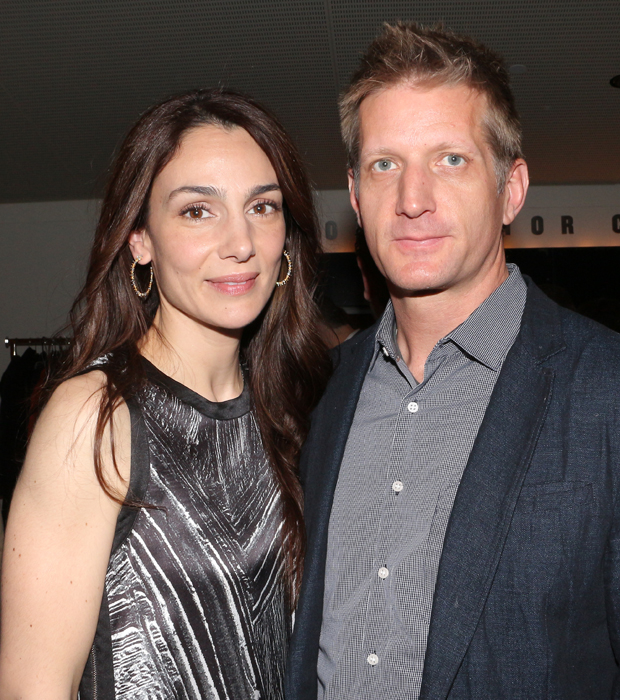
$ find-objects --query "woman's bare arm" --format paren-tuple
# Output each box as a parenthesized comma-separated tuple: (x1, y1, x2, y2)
(0, 371, 131, 700)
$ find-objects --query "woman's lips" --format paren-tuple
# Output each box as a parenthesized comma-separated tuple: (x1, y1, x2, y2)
(206, 273, 258, 296)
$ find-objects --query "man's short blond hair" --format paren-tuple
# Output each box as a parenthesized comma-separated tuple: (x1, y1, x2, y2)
(340, 22, 523, 193)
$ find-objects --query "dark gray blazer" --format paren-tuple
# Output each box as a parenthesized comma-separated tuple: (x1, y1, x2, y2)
(286, 280, 620, 700)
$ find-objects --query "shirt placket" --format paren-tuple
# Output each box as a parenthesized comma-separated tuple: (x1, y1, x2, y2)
(359, 359, 426, 685)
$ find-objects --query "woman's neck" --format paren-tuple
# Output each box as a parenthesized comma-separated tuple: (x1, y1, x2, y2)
(139, 307, 244, 403)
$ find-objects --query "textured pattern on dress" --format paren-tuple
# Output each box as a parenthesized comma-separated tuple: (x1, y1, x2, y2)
(105, 374, 289, 699)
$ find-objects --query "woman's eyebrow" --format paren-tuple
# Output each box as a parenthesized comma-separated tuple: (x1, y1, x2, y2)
(246, 183, 281, 198)
(167, 183, 280, 202)
(167, 185, 224, 201)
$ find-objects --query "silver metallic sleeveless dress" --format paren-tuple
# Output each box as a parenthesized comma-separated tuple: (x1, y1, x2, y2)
(79, 359, 290, 700)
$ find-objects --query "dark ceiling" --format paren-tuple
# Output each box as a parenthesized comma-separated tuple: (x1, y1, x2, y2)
(1, 0, 619, 204)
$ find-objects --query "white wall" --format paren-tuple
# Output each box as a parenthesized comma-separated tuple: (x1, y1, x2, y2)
(0, 199, 100, 375)
(0, 193, 353, 377)
(1, 185, 619, 375)
(0, 199, 102, 549)
(316, 184, 620, 253)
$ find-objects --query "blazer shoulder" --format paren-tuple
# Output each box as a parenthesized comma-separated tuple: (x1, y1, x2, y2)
(523, 279, 620, 366)
(329, 322, 378, 372)
(553, 304, 620, 369)
(559, 304, 620, 347)
(524, 292, 620, 398)
(302, 324, 377, 442)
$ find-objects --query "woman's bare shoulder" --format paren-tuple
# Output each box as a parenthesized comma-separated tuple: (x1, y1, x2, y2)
(44, 369, 108, 419)
(26, 369, 131, 494)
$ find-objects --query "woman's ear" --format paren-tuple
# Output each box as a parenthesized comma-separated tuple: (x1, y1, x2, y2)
(128, 229, 153, 264)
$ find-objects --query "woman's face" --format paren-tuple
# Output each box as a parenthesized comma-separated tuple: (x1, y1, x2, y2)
(130, 124, 286, 334)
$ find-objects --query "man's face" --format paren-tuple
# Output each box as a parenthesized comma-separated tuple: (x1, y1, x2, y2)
(350, 82, 527, 298)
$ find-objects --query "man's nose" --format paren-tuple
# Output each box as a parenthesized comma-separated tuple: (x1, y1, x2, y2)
(218, 214, 255, 262)
(395, 164, 436, 218)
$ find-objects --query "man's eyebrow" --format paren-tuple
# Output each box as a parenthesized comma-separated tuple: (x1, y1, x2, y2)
(246, 183, 281, 198)
(433, 141, 476, 153)
(361, 143, 476, 158)
(168, 185, 224, 201)
(361, 147, 395, 158)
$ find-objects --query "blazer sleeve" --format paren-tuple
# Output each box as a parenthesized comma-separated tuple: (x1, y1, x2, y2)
(605, 486, 620, 697)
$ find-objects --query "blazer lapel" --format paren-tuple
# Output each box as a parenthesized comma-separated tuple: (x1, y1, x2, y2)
(287, 328, 377, 699)
(302, 329, 377, 570)
(420, 283, 561, 700)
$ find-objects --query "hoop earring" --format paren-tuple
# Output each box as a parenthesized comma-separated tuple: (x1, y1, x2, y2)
(130, 256, 154, 299)
(276, 250, 292, 287)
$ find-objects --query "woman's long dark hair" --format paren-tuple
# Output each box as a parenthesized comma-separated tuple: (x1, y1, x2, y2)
(46, 88, 331, 604)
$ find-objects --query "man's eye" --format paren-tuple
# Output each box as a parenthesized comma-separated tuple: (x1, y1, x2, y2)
(373, 159, 395, 172)
(443, 154, 465, 166)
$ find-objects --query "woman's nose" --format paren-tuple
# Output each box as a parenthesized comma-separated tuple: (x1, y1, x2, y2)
(218, 214, 255, 262)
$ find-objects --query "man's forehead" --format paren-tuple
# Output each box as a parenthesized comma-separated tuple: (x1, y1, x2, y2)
(362, 78, 485, 109)
(358, 82, 488, 150)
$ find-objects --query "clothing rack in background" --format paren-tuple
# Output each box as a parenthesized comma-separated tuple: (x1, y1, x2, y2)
(1, 337, 71, 526)
(4, 337, 71, 357)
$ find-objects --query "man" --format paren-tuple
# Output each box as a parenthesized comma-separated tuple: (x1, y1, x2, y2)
(286, 22, 620, 700)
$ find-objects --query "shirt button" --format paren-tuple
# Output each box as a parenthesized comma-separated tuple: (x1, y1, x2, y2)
(407, 401, 419, 413)
(367, 653, 379, 666)
(392, 480, 404, 493)
(378, 566, 389, 579)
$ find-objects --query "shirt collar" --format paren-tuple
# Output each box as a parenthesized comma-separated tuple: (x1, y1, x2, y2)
(373, 300, 398, 365)
(373, 264, 527, 372)
(446, 264, 527, 370)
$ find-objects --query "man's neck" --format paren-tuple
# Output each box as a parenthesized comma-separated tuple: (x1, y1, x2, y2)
(392, 265, 510, 383)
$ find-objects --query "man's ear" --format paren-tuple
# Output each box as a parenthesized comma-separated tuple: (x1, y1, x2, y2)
(348, 169, 362, 228)
(502, 159, 529, 226)
(128, 229, 153, 264)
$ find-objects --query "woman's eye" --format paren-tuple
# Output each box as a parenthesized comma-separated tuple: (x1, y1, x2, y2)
(443, 154, 465, 167)
(373, 159, 395, 172)
(249, 202, 278, 215)
(182, 206, 211, 220)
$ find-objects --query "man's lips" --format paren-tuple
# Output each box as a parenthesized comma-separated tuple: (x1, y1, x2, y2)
(206, 273, 258, 295)
(392, 235, 448, 249)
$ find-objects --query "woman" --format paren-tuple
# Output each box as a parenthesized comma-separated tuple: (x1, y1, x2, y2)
(0, 88, 330, 699)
